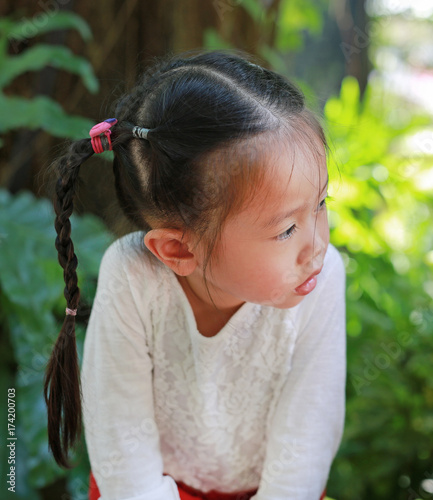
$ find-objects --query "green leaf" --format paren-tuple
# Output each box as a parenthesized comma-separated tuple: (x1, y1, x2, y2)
(0, 93, 95, 138)
(276, 0, 324, 50)
(0, 44, 98, 93)
(3, 11, 92, 43)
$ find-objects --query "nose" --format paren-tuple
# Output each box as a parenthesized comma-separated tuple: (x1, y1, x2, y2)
(296, 231, 327, 269)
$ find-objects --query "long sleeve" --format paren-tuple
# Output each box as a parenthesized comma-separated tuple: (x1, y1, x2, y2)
(81, 239, 180, 500)
(253, 245, 347, 500)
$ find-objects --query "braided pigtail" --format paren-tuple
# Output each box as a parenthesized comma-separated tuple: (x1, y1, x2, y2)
(44, 138, 94, 468)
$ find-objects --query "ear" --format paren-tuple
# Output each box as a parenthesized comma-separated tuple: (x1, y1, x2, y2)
(143, 229, 199, 276)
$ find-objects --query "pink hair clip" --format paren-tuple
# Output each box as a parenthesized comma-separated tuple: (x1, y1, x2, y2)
(89, 118, 117, 154)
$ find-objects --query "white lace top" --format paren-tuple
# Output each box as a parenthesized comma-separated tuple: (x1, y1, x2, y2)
(81, 231, 346, 500)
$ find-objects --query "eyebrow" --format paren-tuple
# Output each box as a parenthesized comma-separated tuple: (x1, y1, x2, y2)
(261, 174, 329, 230)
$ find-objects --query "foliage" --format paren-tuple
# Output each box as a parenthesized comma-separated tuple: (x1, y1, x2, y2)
(204, 0, 327, 75)
(0, 188, 113, 499)
(325, 76, 433, 500)
(0, 12, 98, 146)
(274, 0, 324, 50)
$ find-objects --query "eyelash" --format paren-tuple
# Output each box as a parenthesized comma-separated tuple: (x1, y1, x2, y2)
(277, 224, 298, 241)
(276, 196, 329, 242)
(318, 197, 328, 211)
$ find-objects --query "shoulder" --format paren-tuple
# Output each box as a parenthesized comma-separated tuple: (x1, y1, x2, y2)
(99, 230, 162, 279)
(100, 230, 147, 268)
(93, 231, 171, 325)
(96, 231, 168, 301)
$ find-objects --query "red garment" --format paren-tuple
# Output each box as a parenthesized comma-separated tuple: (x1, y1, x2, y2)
(89, 471, 326, 500)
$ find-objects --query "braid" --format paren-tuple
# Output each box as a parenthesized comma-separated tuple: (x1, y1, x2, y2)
(44, 139, 93, 467)
(54, 163, 81, 310)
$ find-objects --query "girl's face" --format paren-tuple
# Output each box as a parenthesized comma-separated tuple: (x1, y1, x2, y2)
(196, 134, 330, 310)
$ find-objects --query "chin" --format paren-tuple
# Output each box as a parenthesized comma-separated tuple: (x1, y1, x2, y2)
(275, 297, 305, 309)
(259, 293, 305, 309)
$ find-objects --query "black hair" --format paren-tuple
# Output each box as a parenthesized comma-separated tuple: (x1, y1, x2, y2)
(44, 50, 327, 467)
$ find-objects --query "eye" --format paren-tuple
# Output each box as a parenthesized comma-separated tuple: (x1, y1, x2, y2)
(318, 196, 328, 211)
(277, 224, 297, 241)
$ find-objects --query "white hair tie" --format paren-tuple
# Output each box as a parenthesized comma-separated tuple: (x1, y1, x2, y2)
(132, 126, 150, 140)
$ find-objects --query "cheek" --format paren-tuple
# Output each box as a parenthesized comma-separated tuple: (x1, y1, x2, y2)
(322, 212, 330, 243)
(211, 233, 301, 292)
(216, 244, 273, 287)
(312, 211, 330, 249)
(250, 249, 300, 290)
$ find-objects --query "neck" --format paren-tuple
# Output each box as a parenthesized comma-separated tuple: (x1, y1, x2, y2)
(176, 271, 245, 316)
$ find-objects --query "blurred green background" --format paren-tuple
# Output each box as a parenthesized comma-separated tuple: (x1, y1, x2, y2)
(0, 1, 432, 499)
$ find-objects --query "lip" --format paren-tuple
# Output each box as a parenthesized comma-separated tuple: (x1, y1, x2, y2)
(294, 267, 323, 296)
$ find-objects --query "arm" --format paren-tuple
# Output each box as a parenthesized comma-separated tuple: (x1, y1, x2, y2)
(253, 245, 346, 500)
(81, 238, 180, 500)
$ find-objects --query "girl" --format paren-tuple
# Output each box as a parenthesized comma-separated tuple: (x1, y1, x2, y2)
(44, 51, 346, 500)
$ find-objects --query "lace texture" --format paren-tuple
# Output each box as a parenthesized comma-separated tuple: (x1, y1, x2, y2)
(146, 262, 299, 493)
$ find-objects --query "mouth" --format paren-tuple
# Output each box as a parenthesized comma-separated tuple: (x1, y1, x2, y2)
(294, 267, 323, 296)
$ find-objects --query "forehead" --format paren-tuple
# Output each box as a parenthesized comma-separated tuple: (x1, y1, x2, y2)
(270, 134, 326, 194)
(239, 131, 328, 226)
